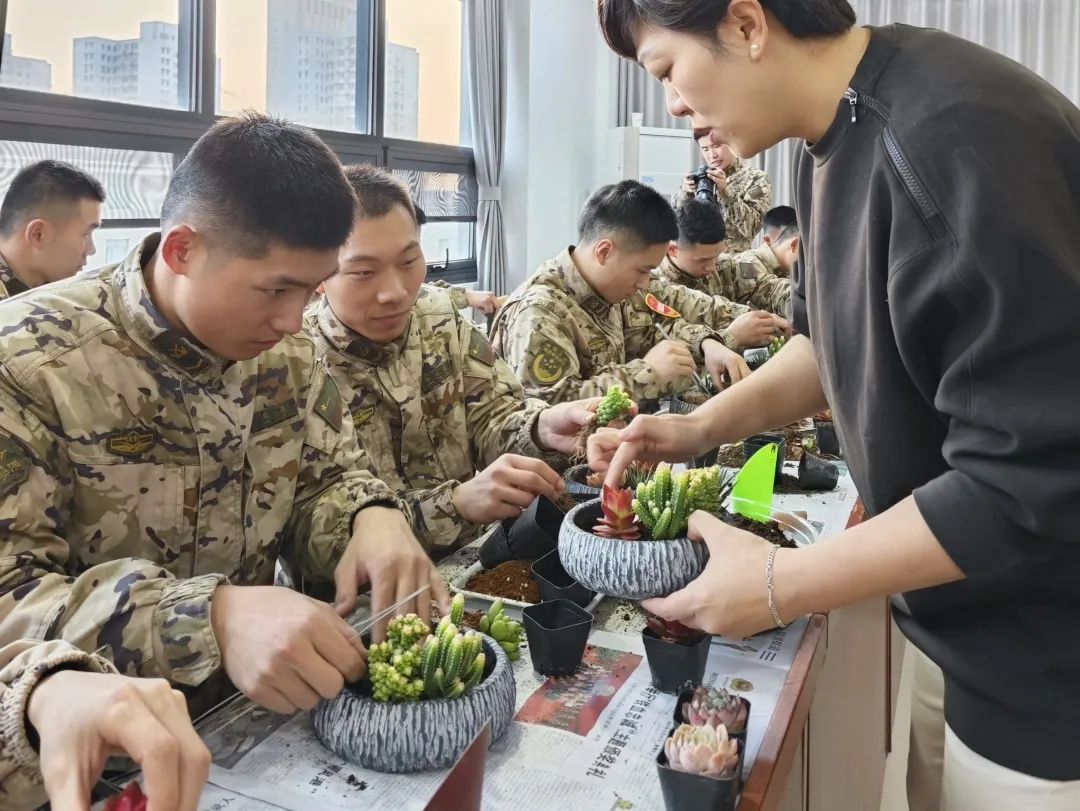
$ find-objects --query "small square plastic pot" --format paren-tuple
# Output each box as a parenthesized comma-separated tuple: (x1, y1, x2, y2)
(797, 451, 839, 491)
(813, 418, 841, 457)
(478, 495, 563, 569)
(521, 599, 593, 677)
(656, 734, 744, 811)
(642, 628, 711, 694)
(742, 433, 786, 482)
(531, 550, 597, 608)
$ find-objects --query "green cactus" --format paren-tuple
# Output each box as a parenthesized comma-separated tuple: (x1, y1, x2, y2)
(419, 620, 488, 700)
(596, 385, 633, 427)
(631, 464, 733, 540)
(482, 600, 523, 662)
(368, 613, 429, 702)
(449, 592, 465, 626)
(766, 334, 788, 359)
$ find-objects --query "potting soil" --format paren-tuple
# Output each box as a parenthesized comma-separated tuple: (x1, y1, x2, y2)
(466, 559, 541, 603)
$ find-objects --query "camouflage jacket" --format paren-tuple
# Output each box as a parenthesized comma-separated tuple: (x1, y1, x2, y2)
(0, 254, 29, 302)
(490, 248, 722, 404)
(310, 287, 559, 550)
(0, 640, 116, 810)
(0, 235, 402, 701)
(655, 252, 791, 318)
(676, 159, 773, 253)
(633, 271, 749, 346)
(428, 280, 470, 311)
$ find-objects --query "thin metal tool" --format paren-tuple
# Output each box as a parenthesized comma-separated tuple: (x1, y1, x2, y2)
(346, 582, 432, 642)
(655, 322, 715, 396)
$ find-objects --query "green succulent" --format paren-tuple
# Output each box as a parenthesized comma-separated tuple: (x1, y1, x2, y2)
(632, 464, 732, 540)
(596, 385, 633, 427)
(476, 599, 523, 662)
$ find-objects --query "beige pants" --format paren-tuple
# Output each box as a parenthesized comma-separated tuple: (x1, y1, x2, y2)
(907, 645, 946, 811)
(907, 644, 1080, 810)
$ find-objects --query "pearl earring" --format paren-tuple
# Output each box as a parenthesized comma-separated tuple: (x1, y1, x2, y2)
(751, 44, 760, 54)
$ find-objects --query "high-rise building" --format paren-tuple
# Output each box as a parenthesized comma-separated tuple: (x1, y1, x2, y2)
(73, 22, 180, 108)
(1, 33, 53, 92)
(265, 0, 419, 135)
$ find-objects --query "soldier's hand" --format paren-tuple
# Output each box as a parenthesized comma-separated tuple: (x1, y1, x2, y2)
(536, 397, 638, 454)
(728, 310, 782, 348)
(212, 585, 366, 713)
(466, 290, 502, 316)
(772, 314, 794, 337)
(703, 338, 750, 388)
(453, 454, 565, 526)
(643, 340, 697, 385)
(680, 175, 696, 197)
(29, 671, 210, 811)
(335, 506, 451, 641)
(707, 168, 728, 197)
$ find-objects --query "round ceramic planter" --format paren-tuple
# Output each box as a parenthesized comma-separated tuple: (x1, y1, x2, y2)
(311, 635, 516, 773)
(559, 499, 709, 600)
(564, 464, 601, 504)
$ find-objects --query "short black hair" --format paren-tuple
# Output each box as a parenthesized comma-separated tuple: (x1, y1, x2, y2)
(342, 164, 418, 227)
(598, 0, 856, 61)
(763, 205, 799, 242)
(676, 197, 726, 246)
(161, 112, 355, 258)
(577, 180, 677, 249)
(413, 202, 428, 227)
(0, 160, 105, 236)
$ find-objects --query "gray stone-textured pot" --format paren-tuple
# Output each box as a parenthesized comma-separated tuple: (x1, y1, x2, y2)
(564, 464, 601, 503)
(559, 499, 709, 600)
(311, 636, 516, 773)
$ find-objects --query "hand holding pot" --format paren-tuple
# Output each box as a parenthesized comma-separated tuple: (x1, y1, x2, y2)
(642, 512, 793, 639)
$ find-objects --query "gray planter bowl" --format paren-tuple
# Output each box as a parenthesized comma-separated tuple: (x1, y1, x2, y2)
(311, 635, 516, 773)
(559, 499, 709, 600)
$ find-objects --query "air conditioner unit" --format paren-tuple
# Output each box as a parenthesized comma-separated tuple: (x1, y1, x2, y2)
(606, 125, 697, 200)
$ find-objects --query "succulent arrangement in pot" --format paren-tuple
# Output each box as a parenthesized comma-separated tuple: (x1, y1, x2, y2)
(642, 612, 712, 694)
(656, 723, 744, 811)
(675, 684, 751, 753)
(312, 594, 516, 773)
(564, 458, 654, 504)
(559, 464, 732, 600)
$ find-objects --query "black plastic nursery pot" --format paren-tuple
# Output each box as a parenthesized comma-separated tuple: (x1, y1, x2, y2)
(667, 393, 719, 469)
(521, 599, 592, 677)
(798, 451, 839, 491)
(642, 628, 711, 695)
(478, 495, 563, 569)
(742, 433, 786, 483)
(656, 735, 744, 811)
(564, 464, 601, 504)
(531, 550, 596, 608)
(813, 418, 841, 457)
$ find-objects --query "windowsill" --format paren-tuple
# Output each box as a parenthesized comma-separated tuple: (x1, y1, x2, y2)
(426, 263, 478, 285)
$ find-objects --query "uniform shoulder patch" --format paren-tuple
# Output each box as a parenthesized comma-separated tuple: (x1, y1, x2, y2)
(530, 339, 571, 385)
(467, 327, 496, 366)
(737, 259, 760, 280)
(251, 399, 300, 433)
(0, 434, 31, 497)
(313, 374, 343, 431)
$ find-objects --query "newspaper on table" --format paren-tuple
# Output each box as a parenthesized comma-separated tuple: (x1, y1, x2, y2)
(155, 468, 859, 810)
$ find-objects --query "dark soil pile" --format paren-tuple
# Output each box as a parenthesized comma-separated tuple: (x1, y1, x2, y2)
(722, 512, 797, 549)
(466, 559, 540, 603)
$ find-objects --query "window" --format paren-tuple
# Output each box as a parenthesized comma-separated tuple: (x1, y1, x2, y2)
(383, 0, 466, 145)
(217, 0, 372, 134)
(392, 167, 477, 270)
(0, 1, 193, 110)
(0, 142, 172, 220)
(98, 228, 155, 266)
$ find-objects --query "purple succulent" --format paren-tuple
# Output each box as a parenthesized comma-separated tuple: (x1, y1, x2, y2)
(682, 686, 749, 734)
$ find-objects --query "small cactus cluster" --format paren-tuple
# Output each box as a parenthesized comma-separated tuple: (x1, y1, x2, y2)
(681, 685, 749, 734)
(766, 334, 788, 358)
(368, 594, 494, 703)
(584, 460, 655, 490)
(664, 723, 740, 779)
(476, 599, 523, 662)
(595, 385, 633, 427)
(593, 484, 642, 540)
(633, 464, 732, 540)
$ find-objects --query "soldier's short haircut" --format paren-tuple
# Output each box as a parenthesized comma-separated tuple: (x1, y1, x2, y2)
(763, 205, 799, 243)
(599, 0, 856, 61)
(341, 164, 418, 227)
(161, 112, 355, 258)
(676, 197, 727, 247)
(577, 180, 677, 249)
(0, 160, 106, 237)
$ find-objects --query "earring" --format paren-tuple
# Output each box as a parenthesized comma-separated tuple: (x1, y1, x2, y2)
(750, 44, 760, 54)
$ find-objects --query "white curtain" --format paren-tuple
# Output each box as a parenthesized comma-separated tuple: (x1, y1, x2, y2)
(617, 1, 1080, 205)
(463, 0, 510, 295)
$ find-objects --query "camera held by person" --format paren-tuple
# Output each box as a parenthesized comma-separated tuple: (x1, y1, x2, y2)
(689, 165, 715, 202)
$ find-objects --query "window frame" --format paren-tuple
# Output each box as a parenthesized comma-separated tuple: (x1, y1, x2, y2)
(0, 0, 476, 283)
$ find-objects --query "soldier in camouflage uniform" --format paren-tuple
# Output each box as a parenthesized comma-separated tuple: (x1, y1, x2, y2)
(0, 639, 208, 810)
(0, 115, 445, 719)
(658, 197, 792, 332)
(758, 205, 802, 280)
(491, 181, 750, 405)
(0, 160, 105, 300)
(314, 166, 590, 551)
(678, 138, 772, 253)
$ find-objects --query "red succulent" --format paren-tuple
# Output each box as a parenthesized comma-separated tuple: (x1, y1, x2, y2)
(105, 783, 148, 811)
(592, 485, 641, 540)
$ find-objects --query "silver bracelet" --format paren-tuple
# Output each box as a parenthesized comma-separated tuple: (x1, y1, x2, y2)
(766, 544, 787, 629)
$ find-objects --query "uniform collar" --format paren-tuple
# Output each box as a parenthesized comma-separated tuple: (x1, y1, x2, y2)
(557, 246, 614, 321)
(114, 233, 229, 383)
(317, 296, 409, 366)
(0, 252, 30, 297)
(748, 244, 781, 273)
(661, 255, 699, 285)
